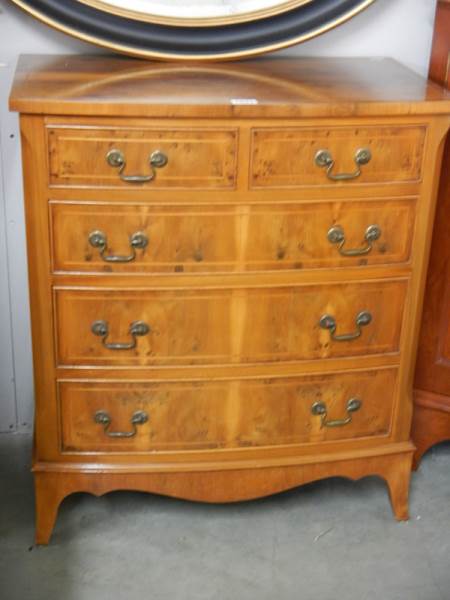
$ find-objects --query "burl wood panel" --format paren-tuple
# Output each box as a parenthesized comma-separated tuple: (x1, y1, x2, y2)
(47, 126, 238, 188)
(50, 198, 416, 274)
(54, 280, 407, 367)
(250, 126, 426, 188)
(59, 368, 397, 453)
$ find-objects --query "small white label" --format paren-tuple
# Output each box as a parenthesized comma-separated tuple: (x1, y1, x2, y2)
(230, 98, 259, 105)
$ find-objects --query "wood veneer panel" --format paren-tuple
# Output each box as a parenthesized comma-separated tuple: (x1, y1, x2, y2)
(9, 56, 450, 118)
(251, 126, 426, 188)
(47, 126, 238, 189)
(54, 280, 407, 367)
(49, 198, 416, 274)
(59, 368, 397, 453)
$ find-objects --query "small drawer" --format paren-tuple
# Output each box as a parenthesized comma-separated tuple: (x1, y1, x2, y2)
(59, 368, 397, 453)
(250, 125, 425, 188)
(49, 198, 415, 274)
(54, 280, 407, 367)
(47, 125, 238, 189)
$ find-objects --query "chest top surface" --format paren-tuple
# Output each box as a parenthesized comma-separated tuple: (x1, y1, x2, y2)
(9, 54, 450, 118)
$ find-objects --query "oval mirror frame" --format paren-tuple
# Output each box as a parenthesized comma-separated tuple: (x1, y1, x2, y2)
(11, 0, 376, 60)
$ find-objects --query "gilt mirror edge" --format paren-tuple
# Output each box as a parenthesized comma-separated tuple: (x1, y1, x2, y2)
(75, 0, 317, 27)
(10, 0, 378, 60)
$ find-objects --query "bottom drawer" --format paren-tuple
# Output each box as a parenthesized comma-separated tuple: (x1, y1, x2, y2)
(59, 368, 397, 453)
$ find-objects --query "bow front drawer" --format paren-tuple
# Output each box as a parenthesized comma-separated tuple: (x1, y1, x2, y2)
(47, 125, 238, 189)
(250, 125, 426, 188)
(54, 280, 407, 367)
(58, 368, 397, 453)
(49, 198, 415, 274)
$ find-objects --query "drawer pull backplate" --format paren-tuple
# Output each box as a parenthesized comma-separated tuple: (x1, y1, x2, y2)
(88, 230, 148, 263)
(106, 148, 168, 183)
(91, 320, 150, 350)
(94, 410, 148, 438)
(319, 311, 372, 342)
(327, 224, 381, 256)
(315, 148, 371, 181)
(311, 398, 362, 428)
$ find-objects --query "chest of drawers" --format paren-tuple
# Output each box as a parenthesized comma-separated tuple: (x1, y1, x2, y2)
(10, 55, 450, 544)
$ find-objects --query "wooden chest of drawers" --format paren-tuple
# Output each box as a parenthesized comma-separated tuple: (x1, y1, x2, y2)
(10, 55, 450, 544)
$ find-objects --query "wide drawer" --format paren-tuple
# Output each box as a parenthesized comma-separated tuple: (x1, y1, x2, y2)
(250, 125, 425, 188)
(47, 126, 238, 189)
(58, 368, 397, 453)
(50, 199, 416, 273)
(54, 280, 407, 367)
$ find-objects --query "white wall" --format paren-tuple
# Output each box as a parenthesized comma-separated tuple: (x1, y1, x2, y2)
(0, 0, 438, 432)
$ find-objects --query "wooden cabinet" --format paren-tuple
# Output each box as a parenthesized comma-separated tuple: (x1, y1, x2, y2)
(9, 56, 450, 544)
(412, 0, 450, 466)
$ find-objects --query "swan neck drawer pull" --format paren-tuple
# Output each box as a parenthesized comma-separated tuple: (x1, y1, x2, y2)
(88, 230, 148, 263)
(91, 320, 150, 350)
(319, 311, 372, 342)
(311, 398, 362, 428)
(94, 410, 148, 438)
(327, 224, 381, 256)
(315, 148, 371, 181)
(106, 148, 168, 183)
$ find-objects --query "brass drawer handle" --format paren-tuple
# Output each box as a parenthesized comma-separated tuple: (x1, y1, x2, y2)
(94, 410, 148, 438)
(91, 320, 150, 350)
(311, 398, 362, 428)
(106, 148, 168, 183)
(315, 148, 371, 181)
(88, 230, 148, 263)
(319, 311, 372, 342)
(327, 224, 381, 256)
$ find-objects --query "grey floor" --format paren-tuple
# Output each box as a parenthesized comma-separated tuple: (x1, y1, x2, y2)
(0, 434, 449, 600)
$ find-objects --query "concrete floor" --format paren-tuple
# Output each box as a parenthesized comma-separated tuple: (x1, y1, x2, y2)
(0, 434, 449, 600)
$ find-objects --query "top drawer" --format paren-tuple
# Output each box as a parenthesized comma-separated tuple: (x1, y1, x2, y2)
(47, 126, 238, 189)
(250, 126, 426, 188)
